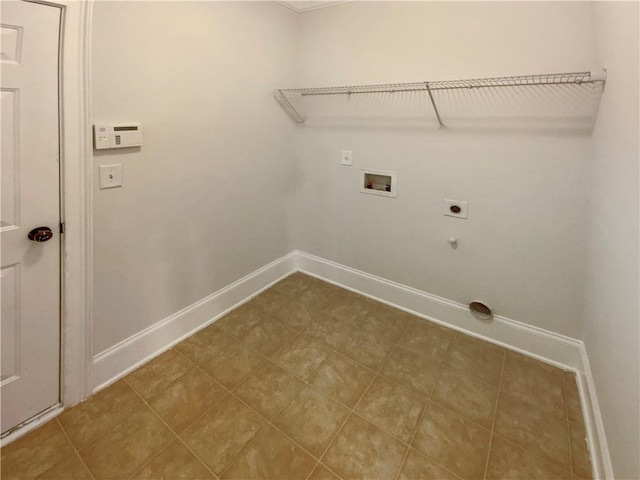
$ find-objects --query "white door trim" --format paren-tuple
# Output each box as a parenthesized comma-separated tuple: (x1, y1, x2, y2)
(47, 0, 94, 408)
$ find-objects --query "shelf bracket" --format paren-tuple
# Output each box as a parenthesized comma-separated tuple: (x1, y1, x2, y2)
(274, 90, 305, 124)
(425, 82, 445, 129)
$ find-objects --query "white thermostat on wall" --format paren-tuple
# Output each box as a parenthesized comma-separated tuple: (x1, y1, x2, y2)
(93, 123, 143, 150)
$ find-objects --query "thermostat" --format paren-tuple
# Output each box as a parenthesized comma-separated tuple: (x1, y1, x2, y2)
(94, 123, 143, 150)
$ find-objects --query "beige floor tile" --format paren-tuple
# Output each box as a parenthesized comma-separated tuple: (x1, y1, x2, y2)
(356, 377, 424, 443)
(398, 320, 452, 364)
(307, 463, 341, 480)
(323, 292, 372, 323)
(264, 299, 319, 331)
(1, 420, 76, 480)
(58, 380, 145, 450)
(398, 448, 460, 480)
(214, 302, 267, 338)
(147, 368, 227, 433)
(222, 426, 316, 479)
(274, 387, 350, 457)
(36, 450, 93, 480)
(238, 316, 297, 356)
(266, 273, 313, 298)
(199, 337, 264, 389)
(446, 334, 506, 386)
(174, 325, 233, 366)
(308, 352, 375, 408)
(254, 288, 293, 316)
(126, 349, 193, 400)
(565, 371, 585, 426)
(130, 440, 214, 479)
(570, 421, 593, 479)
(303, 277, 345, 302)
(494, 392, 571, 471)
(413, 401, 491, 480)
(271, 334, 331, 380)
(233, 361, 305, 420)
(356, 306, 413, 344)
(486, 435, 572, 480)
(432, 368, 498, 428)
(181, 395, 267, 476)
(340, 328, 395, 371)
(501, 351, 566, 417)
(380, 347, 443, 397)
(323, 414, 407, 480)
(79, 406, 175, 479)
(296, 283, 340, 310)
(304, 314, 356, 351)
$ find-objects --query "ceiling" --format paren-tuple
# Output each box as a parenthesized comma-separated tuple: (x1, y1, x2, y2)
(277, 1, 348, 13)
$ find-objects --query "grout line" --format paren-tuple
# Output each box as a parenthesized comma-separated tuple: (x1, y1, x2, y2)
(54, 418, 96, 480)
(126, 439, 180, 480)
(392, 334, 440, 480)
(312, 337, 399, 474)
(124, 377, 222, 480)
(313, 368, 379, 469)
(303, 462, 321, 480)
(563, 373, 579, 478)
(482, 349, 507, 480)
(214, 389, 323, 479)
(62, 381, 157, 456)
(392, 335, 461, 479)
(491, 433, 574, 478)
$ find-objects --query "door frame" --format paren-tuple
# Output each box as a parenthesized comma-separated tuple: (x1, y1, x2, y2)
(2, 0, 94, 442)
(54, 0, 93, 409)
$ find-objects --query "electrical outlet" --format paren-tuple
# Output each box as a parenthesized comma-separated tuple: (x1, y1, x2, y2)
(99, 164, 123, 189)
(444, 199, 468, 219)
(341, 150, 352, 166)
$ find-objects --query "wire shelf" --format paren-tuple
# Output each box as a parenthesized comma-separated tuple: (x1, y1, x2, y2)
(275, 69, 607, 127)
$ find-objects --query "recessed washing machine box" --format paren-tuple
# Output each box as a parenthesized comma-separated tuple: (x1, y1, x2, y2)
(361, 169, 397, 198)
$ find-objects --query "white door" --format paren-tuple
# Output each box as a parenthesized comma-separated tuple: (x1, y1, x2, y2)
(1, 0, 61, 435)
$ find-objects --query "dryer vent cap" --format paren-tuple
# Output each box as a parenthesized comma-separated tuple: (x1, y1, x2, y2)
(469, 301, 493, 321)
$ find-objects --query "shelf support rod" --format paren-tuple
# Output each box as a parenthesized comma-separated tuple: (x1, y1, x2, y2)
(275, 90, 305, 124)
(425, 82, 445, 129)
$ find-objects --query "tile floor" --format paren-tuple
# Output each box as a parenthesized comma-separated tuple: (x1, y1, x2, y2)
(1, 273, 593, 480)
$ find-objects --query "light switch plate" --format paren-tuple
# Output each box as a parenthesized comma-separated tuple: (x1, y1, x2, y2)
(341, 150, 353, 166)
(99, 164, 123, 189)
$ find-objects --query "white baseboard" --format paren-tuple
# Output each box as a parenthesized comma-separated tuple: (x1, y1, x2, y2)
(91, 252, 297, 392)
(0, 404, 63, 448)
(89, 249, 609, 479)
(578, 347, 614, 480)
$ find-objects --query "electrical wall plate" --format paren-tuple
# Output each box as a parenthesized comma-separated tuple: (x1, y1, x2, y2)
(341, 150, 353, 166)
(444, 199, 468, 219)
(99, 164, 123, 189)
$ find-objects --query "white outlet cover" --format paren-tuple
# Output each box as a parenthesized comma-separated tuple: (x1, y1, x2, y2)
(443, 199, 468, 219)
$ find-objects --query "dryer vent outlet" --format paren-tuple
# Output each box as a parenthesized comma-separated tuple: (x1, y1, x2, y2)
(469, 301, 493, 321)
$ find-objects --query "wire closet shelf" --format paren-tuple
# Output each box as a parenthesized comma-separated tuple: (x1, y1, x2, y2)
(275, 69, 607, 127)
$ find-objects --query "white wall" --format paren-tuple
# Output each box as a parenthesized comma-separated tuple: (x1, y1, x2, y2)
(585, 3, 640, 479)
(88, 4, 639, 474)
(295, 1, 595, 337)
(91, 1, 298, 353)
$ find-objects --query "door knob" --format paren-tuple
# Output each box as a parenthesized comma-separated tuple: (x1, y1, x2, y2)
(27, 226, 54, 242)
